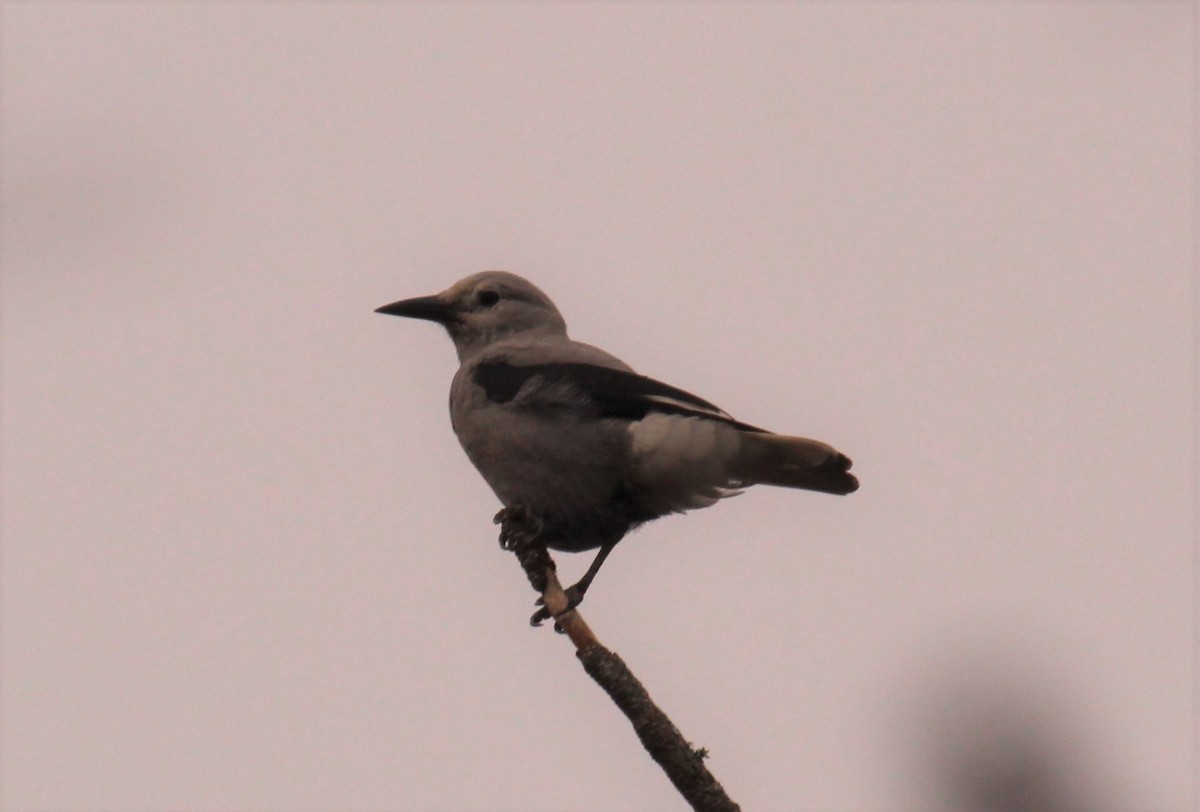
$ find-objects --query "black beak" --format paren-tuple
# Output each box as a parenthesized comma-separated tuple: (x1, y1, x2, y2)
(375, 295, 457, 324)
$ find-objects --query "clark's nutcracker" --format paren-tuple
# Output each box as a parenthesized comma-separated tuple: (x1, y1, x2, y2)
(377, 271, 857, 619)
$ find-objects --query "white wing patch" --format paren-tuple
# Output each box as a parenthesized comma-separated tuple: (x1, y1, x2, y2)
(627, 413, 746, 514)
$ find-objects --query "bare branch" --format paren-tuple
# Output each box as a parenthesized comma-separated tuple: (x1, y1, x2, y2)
(498, 509, 741, 812)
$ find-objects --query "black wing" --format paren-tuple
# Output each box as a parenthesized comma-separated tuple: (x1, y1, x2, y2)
(472, 360, 766, 432)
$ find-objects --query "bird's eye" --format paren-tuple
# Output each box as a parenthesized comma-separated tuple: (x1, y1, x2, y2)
(477, 290, 500, 307)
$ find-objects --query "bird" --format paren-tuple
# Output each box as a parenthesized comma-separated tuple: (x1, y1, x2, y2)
(376, 271, 857, 622)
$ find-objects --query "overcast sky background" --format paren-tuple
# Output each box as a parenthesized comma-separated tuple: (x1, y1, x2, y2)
(2, 3, 1194, 811)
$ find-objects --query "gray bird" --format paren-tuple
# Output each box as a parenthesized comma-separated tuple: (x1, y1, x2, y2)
(377, 271, 857, 621)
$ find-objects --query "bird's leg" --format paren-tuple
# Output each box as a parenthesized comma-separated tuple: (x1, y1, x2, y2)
(566, 541, 617, 605)
(530, 541, 617, 627)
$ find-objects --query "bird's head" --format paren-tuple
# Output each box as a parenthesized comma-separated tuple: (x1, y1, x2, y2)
(376, 271, 568, 360)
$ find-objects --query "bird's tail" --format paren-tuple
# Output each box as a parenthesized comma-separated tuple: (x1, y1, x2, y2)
(733, 432, 858, 495)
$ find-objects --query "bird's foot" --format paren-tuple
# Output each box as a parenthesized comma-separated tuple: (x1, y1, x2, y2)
(494, 505, 542, 551)
(495, 505, 568, 629)
(529, 581, 588, 630)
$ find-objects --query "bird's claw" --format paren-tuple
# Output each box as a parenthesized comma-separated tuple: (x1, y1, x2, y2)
(494, 505, 542, 551)
(528, 583, 587, 631)
(497, 523, 520, 552)
(528, 606, 556, 630)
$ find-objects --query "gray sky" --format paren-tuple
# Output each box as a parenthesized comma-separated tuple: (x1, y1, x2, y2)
(2, 3, 1194, 811)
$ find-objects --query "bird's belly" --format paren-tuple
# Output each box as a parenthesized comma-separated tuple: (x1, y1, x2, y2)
(454, 407, 631, 551)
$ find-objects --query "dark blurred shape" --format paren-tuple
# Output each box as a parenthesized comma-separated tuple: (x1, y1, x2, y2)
(905, 646, 1121, 812)
(941, 712, 1074, 812)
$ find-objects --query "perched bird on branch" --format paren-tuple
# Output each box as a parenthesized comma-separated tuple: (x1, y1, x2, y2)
(377, 271, 857, 622)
